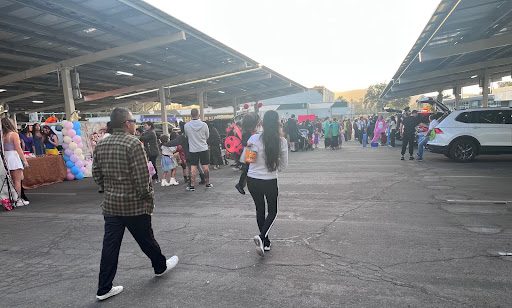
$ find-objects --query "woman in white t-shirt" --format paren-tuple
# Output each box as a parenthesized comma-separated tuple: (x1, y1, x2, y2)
(417, 114, 440, 161)
(246, 110, 288, 256)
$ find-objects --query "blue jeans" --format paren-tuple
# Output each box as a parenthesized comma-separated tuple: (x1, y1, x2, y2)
(417, 135, 429, 159)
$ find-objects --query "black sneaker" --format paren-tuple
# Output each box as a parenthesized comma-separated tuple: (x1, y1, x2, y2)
(205, 183, 214, 189)
(409, 156, 415, 160)
(400, 156, 405, 161)
(253, 235, 264, 257)
(264, 239, 271, 251)
(235, 183, 246, 195)
(186, 186, 195, 191)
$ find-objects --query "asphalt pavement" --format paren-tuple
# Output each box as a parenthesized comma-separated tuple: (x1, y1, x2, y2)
(1, 141, 512, 307)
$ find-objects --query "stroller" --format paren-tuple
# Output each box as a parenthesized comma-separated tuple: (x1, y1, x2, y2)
(298, 129, 313, 151)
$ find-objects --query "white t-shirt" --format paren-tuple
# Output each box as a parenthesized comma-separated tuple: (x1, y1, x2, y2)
(428, 119, 439, 130)
(247, 133, 288, 180)
(389, 120, 397, 130)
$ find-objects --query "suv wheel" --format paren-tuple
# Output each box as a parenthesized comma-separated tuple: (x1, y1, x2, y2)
(449, 139, 477, 162)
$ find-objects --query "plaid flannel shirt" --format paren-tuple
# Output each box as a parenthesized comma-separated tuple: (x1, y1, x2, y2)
(92, 130, 154, 216)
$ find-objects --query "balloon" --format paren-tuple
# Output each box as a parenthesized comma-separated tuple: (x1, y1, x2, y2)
(74, 148, 83, 155)
(62, 128, 68, 136)
(62, 143, 69, 149)
(70, 154, 78, 162)
(79, 165, 86, 172)
(75, 129, 81, 136)
(65, 161, 74, 168)
(75, 173, 84, 180)
(63, 136, 72, 144)
(72, 135, 81, 143)
(73, 122, 81, 130)
(71, 166, 80, 175)
(69, 142, 77, 150)
(68, 129, 76, 138)
(78, 154, 85, 161)
(64, 148, 73, 156)
(63, 121, 73, 129)
(63, 155, 70, 162)
(66, 173, 75, 181)
(75, 160, 84, 168)
(77, 142, 84, 149)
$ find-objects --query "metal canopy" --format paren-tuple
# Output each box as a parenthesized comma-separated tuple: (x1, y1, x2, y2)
(0, 0, 306, 113)
(381, 0, 512, 100)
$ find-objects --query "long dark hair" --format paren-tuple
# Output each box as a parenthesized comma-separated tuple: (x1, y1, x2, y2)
(1, 117, 16, 134)
(242, 112, 259, 134)
(261, 110, 281, 172)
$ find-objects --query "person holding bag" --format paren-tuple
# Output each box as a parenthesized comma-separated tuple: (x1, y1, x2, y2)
(235, 112, 259, 195)
(246, 110, 288, 256)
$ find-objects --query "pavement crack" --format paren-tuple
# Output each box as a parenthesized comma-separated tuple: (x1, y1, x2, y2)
(383, 254, 499, 269)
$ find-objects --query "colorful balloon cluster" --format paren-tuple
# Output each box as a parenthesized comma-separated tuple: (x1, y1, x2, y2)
(61, 121, 91, 180)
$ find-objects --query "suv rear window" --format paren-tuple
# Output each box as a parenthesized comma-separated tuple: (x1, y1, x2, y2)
(455, 112, 472, 123)
(456, 110, 512, 124)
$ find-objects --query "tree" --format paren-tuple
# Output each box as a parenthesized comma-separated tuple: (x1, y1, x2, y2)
(498, 81, 512, 88)
(363, 82, 411, 112)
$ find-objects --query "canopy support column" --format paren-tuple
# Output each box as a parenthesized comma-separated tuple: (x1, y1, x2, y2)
(62, 67, 76, 120)
(453, 86, 462, 109)
(198, 91, 205, 121)
(481, 72, 490, 108)
(159, 87, 169, 136)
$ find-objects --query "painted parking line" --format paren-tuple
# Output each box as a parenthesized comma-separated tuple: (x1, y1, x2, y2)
(28, 193, 78, 196)
(446, 200, 511, 204)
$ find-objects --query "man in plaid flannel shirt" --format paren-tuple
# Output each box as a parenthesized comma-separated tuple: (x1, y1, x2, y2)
(93, 107, 179, 301)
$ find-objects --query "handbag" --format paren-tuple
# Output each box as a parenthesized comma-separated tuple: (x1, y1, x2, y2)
(241, 146, 257, 164)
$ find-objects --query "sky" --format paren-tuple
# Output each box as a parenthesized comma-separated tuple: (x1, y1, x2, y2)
(143, 0, 441, 92)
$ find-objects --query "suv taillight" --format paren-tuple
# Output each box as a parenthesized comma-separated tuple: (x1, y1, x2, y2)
(434, 128, 443, 134)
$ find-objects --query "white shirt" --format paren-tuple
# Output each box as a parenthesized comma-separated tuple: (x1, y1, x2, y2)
(428, 119, 439, 131)
(389, 120, 397, 130)
(247, 133, 288, 180)
(161, 145, 175, 156)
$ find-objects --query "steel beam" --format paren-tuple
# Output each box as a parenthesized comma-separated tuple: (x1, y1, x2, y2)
(0, 92, 43, 104)
(83, 63, 249, 102)
(169, 73, 271, 98)
(159, 87, 169, 135)
(61, 67, 76, 120)
(420, 33, 512, 62)
(208, 84, 292, 104)
(0, 32, 186, 86)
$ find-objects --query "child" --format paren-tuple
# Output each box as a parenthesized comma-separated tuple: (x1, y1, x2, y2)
(159, 135, 179, 186)
(313, 128, 320, 148)
(235, 113, 260, 195)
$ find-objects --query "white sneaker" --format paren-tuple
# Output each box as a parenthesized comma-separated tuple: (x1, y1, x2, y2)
(96, 286, 123, 301)
(170, 178, 179, 186)
(16, 199, 29, 206)
(155, 256, 179, 277)
(161, 179, 168, 187)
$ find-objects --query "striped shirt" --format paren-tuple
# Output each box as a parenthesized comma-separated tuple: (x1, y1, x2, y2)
(92, 130, 154, 216)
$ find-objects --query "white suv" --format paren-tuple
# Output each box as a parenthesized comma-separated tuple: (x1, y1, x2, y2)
(427, 108, 512, 162)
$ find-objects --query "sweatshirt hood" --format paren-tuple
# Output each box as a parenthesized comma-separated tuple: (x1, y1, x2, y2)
(188, 119, 205, 131)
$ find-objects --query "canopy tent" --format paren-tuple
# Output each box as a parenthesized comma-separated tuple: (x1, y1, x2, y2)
(0, 0, 306, 118)
(381, 0, 512, 107)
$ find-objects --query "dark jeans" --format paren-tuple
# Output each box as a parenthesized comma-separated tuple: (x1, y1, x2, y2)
(238, 163, 248, 188)
(401, 134, 415, 156)
(247, 177, 278, 241)
(390, 129, 396, 147)
(97, 215, 166, 296)
(149, 155, 158, 180)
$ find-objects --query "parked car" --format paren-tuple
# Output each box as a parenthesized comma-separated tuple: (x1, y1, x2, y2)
(427, 108, 512, 162)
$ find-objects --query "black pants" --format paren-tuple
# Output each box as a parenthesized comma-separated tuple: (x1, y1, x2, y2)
(97, 215, 166, 296)
(238, 163, 248, 188)
(390, 129, 396, 147)
(247, 177, 278, 242)
(149, 155, 158, 180)
(401, 134, 415, 156)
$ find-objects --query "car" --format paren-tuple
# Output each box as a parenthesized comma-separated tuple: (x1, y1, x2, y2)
(427, 108, 512, 162)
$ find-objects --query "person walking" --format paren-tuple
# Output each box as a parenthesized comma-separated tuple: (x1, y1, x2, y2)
(207, 123, 223, 169)
(246, 110, 288, 256)
(92, 108, 178, 301)
(400, 110, 421, 161)
(184, 109, 212, 191)
(389, 116, 397, 147)
(330, 118, 340, 150)
(322, 117, 332, 149)
(140, 122, 160, 183)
